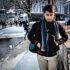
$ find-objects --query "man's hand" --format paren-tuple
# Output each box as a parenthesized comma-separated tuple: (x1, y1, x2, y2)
(36, 43, 45, 51)
(37, 43, 40, 48)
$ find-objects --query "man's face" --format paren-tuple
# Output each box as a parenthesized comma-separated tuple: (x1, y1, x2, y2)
(43, 11, 55, 22)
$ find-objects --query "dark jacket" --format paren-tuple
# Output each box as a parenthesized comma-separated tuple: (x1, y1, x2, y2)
(28, 20, 68, 57)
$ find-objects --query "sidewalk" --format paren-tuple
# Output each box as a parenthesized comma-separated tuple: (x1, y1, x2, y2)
(0, 40, 29, 70)
(13, 51, 39, 70)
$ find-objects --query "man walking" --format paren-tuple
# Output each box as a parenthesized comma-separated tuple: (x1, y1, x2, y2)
(28, 5, 68, 70)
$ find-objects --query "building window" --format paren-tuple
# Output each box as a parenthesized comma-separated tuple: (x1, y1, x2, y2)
(64, 6, 68, 15)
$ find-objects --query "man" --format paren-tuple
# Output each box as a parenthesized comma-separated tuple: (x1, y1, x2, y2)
(28, 5, 68, 70)
(23, 20, 29, 40)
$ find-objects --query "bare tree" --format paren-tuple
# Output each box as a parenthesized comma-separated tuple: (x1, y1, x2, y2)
(9, 0, 32, 18)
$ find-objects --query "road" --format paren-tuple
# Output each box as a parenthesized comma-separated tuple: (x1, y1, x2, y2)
(0, 26, 26, 38)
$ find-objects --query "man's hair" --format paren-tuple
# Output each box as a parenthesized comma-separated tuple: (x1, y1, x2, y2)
(43, 4, 55, 13)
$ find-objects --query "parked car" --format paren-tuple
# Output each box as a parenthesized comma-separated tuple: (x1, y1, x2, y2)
(55, 12, 69, 26)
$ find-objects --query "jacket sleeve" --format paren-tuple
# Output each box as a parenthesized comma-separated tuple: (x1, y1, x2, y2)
(28, 23, 38, 45)
(58, 24, 68, 45)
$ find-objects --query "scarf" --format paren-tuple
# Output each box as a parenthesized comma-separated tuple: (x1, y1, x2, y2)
(41, 20, 60, 53)
(41, 20, 49, 53)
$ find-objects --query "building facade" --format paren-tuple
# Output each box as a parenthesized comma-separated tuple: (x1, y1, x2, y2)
(31, 0, 66, 14)
(64, 0, 70, 18)
(31, 0, 48, 13)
